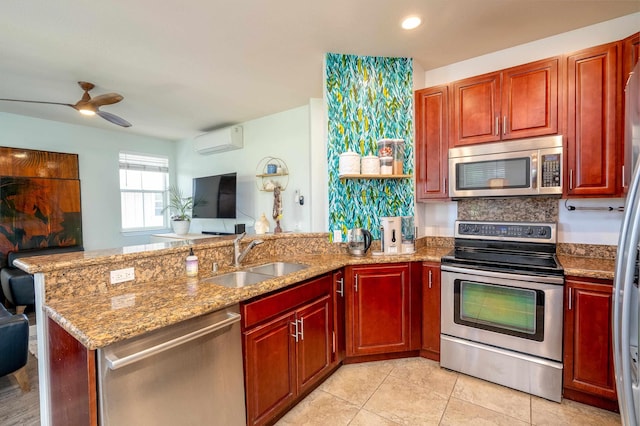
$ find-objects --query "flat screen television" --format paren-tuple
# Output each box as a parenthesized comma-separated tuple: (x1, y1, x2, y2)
(191, 173, 237, 219)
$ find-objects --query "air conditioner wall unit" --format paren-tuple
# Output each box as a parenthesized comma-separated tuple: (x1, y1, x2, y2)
(193, 125, 243, 154)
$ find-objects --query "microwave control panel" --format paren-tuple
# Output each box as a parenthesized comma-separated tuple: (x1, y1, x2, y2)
(541, 154, 561, 187)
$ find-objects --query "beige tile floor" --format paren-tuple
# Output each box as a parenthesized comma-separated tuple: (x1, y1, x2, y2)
(276, 357, 621, 426)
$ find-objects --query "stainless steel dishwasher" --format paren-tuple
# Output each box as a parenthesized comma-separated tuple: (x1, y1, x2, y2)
(97, 304, 246, 425)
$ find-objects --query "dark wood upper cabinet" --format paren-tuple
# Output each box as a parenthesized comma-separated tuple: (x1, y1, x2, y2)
(415, 85, 449, 200)
(622, 32, 640, 77)
(622, 32, 640, 194)
(566, 42, 620, 197)
(450, 57, 559, 147)
(502, 58, 559, 140)
(451, 71, 501, 146)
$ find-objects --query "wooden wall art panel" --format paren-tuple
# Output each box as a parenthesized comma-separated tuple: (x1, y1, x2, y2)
(0, 177, 83, 257)
(0, 146, 82, 267)
(0, 147, 79, 179)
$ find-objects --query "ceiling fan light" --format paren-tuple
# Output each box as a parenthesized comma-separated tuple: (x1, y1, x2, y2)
(79, 108, 96, 116)
(401, 16, 421, 30)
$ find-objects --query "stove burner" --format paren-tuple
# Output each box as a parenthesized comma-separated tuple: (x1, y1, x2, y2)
(443, 220, 564, 278)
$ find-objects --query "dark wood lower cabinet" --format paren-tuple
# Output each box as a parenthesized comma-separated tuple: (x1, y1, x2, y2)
(563, 276, 618, 412)
(242, 274, 335, 426)
(421, 262, 441, 361)
(345, 263, 420, 359)
(48, 317, 98, 426)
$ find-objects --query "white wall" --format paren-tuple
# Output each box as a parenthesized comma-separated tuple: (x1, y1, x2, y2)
(174, 104, 312, 235)
(419, 13, 640, 245)
(0, 112, 175, 250)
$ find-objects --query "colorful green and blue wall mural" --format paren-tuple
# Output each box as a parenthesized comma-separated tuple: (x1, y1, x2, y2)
(325, 53, 414, 240)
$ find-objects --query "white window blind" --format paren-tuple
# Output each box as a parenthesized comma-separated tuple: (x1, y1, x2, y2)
(119, 152, 169, 231)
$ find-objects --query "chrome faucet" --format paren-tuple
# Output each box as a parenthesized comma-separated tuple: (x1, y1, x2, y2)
(234, 232, 264, 267)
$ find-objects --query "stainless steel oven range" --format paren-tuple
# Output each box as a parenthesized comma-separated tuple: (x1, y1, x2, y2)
(440, 220, 564, 402)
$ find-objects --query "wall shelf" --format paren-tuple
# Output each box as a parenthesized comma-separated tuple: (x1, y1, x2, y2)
(339, 174, 413, 180)
(256, 157, 288, 191)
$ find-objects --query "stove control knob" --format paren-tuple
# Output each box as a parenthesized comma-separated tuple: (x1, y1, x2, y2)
(525, 227, 534, 236)
(472, 225, 480, 233)
(538, 228, 547, 236)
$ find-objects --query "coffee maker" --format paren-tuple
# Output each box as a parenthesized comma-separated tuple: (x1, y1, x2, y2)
(380, 216, 402, 255)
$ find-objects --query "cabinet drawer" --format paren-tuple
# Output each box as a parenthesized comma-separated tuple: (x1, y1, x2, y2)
(242, 274, 331, 329)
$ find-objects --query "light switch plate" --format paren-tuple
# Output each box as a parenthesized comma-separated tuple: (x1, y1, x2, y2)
(110, 267, 135, 284)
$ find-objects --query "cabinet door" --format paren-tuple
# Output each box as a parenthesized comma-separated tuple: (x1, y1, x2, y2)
(566, 42, 619, 196)
(421, 262, 441, 361)
(296, 294, 332, 394)
(622, 32, 639, 194)
(451, 71, 501, 146)
(332, 269, 346, 364)
(502, 58, 559, 140)
(346, 264, 411, 356)
(244, 312, 297, 426)
(564, 278, 617, 404)
(415, 85, 449, 199)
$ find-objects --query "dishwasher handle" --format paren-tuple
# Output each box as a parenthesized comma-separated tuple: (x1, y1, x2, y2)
(105, 311, 241, 371)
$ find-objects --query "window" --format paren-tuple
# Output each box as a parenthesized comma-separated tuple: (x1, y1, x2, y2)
(119, 152, 169, 231)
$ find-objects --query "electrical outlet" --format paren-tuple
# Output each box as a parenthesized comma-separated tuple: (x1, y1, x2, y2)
(110, 267, 135, 284)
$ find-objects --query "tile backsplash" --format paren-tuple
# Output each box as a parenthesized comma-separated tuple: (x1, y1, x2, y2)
(457, 197, 558, 223)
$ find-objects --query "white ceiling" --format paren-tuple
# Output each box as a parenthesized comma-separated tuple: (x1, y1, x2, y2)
(0, 1, 638, 141)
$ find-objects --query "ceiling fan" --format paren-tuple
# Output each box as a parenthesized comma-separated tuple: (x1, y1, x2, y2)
(0, 81, 131, 127)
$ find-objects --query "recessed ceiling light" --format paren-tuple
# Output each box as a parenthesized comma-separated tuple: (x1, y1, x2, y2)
(401, 16, 421, 30)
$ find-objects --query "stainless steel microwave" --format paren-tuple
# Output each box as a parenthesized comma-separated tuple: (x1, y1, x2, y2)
(448, 135, 563, 198)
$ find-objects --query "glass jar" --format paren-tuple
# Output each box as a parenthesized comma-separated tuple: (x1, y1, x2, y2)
(377, 139, 393, 175)
(392, 139, 405, 175)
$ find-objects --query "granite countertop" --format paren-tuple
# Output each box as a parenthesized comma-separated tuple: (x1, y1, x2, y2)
(45, 246, 450, 350)
(557, 254, 616, 281)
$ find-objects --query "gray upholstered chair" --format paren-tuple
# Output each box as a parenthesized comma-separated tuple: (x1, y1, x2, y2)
(0, 302, 30, 392)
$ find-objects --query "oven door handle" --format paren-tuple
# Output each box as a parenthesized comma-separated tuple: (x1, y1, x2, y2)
(441, 264, 564, 285)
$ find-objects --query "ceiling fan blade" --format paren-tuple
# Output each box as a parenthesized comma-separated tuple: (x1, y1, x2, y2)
(96, 110, 131, 127)
(88, 93, 123, 108)
(0, 98, 73, 108)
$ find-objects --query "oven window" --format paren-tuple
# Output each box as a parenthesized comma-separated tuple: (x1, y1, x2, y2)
(455, 158, 530, 190)
(454, 279, 545, 341)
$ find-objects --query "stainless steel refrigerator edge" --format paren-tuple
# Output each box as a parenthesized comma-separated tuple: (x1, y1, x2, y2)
(613, 61, 640, 426)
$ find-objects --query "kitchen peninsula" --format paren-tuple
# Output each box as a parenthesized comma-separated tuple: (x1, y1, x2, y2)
(18, 233, 449, 425)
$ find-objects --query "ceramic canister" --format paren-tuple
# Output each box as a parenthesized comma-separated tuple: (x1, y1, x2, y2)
(361, 155, 380, 174)
(339, 151, 360, 175)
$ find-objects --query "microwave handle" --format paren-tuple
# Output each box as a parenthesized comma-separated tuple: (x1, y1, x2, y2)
(531, 154, 538, 189)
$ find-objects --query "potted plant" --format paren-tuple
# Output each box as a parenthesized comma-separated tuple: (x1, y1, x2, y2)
(164, 185, 195, 235)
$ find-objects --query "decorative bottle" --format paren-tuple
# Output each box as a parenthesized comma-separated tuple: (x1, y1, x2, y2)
(186, 248, 198, 277)
(255, 213, 269, 235)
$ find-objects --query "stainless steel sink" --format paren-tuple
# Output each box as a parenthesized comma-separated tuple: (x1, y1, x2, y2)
(203, 262, 309, 288)
(245, 262, 309, 276)
(202, 271, 271, 288)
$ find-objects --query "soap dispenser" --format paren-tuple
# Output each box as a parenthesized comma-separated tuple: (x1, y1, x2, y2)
(186, 248, 198, 277)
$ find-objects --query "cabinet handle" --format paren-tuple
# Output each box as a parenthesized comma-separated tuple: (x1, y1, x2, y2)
(428, 270, 433, 289)
(503, 115, 507, 135)
(569, 169, 573, 190)
(622, 165, 626, 188)
(444, 177, 447, 193)
(291, 320, 299, 342)
(495, 116, 499, 136)
(568, 287, 573, 311)
(298, 318, 304, 341)
(355, 274, 359, 292)
(336, 277, 344, 297)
